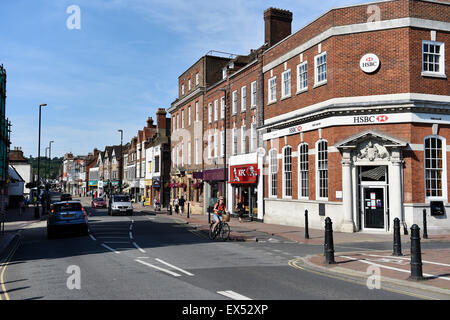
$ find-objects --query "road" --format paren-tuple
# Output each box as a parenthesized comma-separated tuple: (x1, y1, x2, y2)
(0, 196, 428, 300)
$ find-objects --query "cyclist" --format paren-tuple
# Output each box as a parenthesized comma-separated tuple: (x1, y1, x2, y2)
(212, 196, 227, 234)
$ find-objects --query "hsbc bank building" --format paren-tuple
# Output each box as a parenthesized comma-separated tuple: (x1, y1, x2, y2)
(260, 0, 450, 234)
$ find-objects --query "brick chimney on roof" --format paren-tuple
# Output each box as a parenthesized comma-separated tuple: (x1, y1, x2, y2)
(264, 8, 293, 48)
(156, 108, 167, 130)
(146, 117, 154, 128)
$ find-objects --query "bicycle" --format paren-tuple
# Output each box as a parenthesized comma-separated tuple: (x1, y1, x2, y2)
(209, 211, 230, 241)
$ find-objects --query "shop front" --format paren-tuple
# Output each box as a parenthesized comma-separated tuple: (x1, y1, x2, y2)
(203, 168, 226, 212)
(152, 176, 161, 207)
(229, 163, 259, 220)
(144, 179, 152, 206)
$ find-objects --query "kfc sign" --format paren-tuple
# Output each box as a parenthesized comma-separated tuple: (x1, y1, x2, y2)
(360, 53, 380, 73)
(229, 164, 259, 184)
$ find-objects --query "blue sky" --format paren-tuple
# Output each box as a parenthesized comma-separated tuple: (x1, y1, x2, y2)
(1, 0, 365, 158)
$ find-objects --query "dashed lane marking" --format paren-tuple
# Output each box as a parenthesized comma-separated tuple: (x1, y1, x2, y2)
(217, 290, 252, 300)
(101, 243, 120, 254)
(155, 258, 194, 276)
(132, 242, 146, 253)
(135, 259, 181, 277)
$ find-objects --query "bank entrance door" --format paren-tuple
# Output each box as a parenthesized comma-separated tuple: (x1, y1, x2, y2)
(361, 186, 386, 229)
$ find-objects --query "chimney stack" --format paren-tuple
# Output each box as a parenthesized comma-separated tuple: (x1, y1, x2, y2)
(146, 117, 154, 128)
(264, 8, 293, 48)
(156, 108, 167, 130)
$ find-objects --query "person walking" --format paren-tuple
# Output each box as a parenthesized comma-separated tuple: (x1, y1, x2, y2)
(236, 201, 244, 223)
(178, 196, 185, 215)
(174, 197, 179, 214)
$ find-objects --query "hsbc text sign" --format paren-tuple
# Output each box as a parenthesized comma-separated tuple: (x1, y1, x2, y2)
(353, 115, 389, 124)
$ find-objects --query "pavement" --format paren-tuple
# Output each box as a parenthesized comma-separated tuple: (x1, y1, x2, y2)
(139, 206, 450, 297)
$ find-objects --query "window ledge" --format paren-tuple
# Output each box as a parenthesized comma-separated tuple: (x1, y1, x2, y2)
(296, 88, 308, 95)
(313, 81, 327, 89)
(267, 100, 277, 106)
(421, 72, 447, 79)
(241, 109, 246, 113)
(281, 94, 291, 101)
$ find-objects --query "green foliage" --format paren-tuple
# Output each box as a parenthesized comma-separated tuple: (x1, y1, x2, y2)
(28, 156, 63, 180)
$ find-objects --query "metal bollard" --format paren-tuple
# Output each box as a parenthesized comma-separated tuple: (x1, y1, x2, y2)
(208, 206, 211, 224)
(324, 217, 336, 264)
(423, 209, 428, 239)
(392, 218, 403, 256)
(304, 209, 309, 239)
(409, 224, 424, 281)
(169, 205, 172, 215)
(187, 202, 190, 219)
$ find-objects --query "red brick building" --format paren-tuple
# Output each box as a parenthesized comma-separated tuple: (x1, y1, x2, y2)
(261, 0, 450, 233)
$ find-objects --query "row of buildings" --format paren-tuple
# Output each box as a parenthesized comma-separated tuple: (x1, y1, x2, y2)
(63, 0, 449, 234)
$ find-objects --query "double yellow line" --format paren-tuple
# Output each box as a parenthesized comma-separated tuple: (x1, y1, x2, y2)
(0, 238, 20, 300)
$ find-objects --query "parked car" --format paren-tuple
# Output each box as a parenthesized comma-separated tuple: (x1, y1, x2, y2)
(60, 193, 72, 201)
(47, 201, 88, 239)
(108, 194, 133, 216)
(92, 197, 106, 208)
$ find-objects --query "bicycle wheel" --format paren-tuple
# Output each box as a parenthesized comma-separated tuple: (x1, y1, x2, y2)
(208, 223, 217, 240)
(220, 222, 230, 241)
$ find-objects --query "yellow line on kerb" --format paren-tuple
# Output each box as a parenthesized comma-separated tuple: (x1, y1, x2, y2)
(0, 239, 20, 300)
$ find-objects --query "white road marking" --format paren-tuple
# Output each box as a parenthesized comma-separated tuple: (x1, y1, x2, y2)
(132, 242, 146, 253)
(340, 255, 450, 281)
(366, 254, 450, 267)
(89, 234, 96, 241)
(217, 290, 252, 300)
(137, 257, 149, 259)
(129, 232, 134, 240)
(94, 236, 129, 239)
(103, 241, 131, 244)
(135, 259, 181, 277)
(101, 243, 120, 254)
(155, 258, 194, 276)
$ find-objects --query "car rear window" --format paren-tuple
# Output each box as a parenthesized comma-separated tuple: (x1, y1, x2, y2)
(113, 196, 130, 202)
(54, 203, 82, 212)
(95, 198, 104, 201)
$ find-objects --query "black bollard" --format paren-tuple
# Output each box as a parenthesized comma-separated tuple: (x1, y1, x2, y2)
(409, 224, 424, 281)
(423, 209, 428, 239)
(392, 218, 403, 256)
(324, 217, 336, 264)
(187, 202, 190, 219)
(34, 205, 40, 219)
(304, 209, 309, 239)
(208, 206, 211, 224)
(169, 205, 172, 215)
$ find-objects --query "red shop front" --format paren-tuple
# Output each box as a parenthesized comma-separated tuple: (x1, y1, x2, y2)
(229, 164, 259, 219)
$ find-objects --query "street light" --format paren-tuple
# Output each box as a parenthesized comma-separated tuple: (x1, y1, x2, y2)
(218, 88, 227, 203)
(36, 103, 47, 218)
(118, 130, 123, 194)
(45, 147, 49, 183)
(48, 140, 54, 183)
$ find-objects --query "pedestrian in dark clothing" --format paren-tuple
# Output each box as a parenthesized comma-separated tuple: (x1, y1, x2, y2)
(236, 201, 244, 223)
(178, 196, 185, 215)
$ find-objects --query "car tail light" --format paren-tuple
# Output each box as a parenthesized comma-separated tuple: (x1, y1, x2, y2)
(82, 207, 87, 217)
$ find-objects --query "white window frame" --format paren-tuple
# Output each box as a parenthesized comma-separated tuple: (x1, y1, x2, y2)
(269, 149, 278, 198)
(232, 90, 237, 114)
(195, 101, 199, 122)
(195, 139, 199, 165)
(220, 96, 225, 119)
(298, 143, 309, 199)
(315, 139, 328, 200)
(214, 99, 218, 122)
(251, 81, 257, 108)
(188, 78, 191, 91)
(195, 72, 199, 85)
(424, 135, 447, 201)
(232, 128, 237, 155)
(422, 40, 446, 78)
(281, 69, 291, 99)
(208, 103, 212, 124)
(208, 135, 212, 159)
(282, 145, 292, 199)
(214, 132, 218, 158)
(241, 86, 247, 111)
(220, 131, 225, 157)
(251, 121, 257, 152)
(181, 109, 185, 129)
(268, 76, 277, 104)
(297, 61, 308, 93)
(177, 114, 180, 131)
(188, 105, 191, 126)
(314, 52, 327, 87)
(181, 83, 185, 95)
(241, 125, 246, 154)
(187, 141, 191, 165)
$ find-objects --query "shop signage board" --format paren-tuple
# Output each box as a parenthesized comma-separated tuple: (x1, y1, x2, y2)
(229, 164, 259, 184)
(263, 112, 450, 141)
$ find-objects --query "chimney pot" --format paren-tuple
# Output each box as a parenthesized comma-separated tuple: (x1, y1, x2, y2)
(264, 8, 293, 47)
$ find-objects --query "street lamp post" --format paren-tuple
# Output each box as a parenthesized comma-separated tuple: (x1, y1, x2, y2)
(36, 103, 47, 218)
(118, 130, 123, 194)
(218, 88, 227, 203)
(45, 147, 49, 185)
(48, 141, 54, 183)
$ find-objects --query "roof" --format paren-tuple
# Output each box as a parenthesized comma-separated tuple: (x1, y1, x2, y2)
(9, 165, 25, 183)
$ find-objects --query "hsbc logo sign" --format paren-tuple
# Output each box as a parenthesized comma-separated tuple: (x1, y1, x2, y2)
(288, 125, 303, 134)
(360, 53, 380, 73)
(354, 115, 389, 124)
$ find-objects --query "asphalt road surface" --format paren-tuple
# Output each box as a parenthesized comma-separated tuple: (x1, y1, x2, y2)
(1, 197, 428, 300)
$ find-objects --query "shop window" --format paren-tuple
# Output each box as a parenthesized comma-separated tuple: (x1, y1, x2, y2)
(298, 143, 309, 198)
(283, 146, 292, 198)
(316, 140, 328, 199)
(424, 136, 446, 199)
